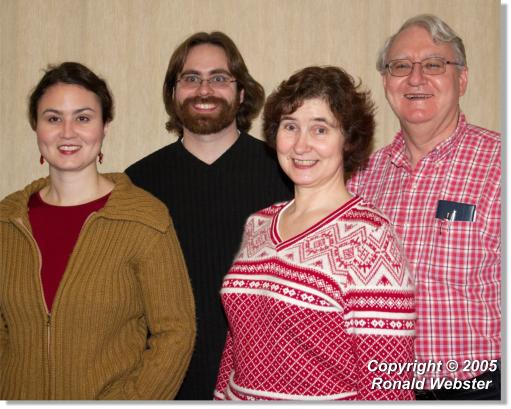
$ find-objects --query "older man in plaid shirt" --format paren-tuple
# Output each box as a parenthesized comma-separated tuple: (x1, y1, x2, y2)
(348, 14, 500, 400)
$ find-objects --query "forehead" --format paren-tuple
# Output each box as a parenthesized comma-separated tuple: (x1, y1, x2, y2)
(288, 98, 336, 121)
(182, 43, 230, 73)
(38, 83, 100, 109)
(388, 25, 455, 59)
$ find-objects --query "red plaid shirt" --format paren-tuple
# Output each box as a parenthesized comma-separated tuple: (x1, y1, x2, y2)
(348, 113, 500, 382)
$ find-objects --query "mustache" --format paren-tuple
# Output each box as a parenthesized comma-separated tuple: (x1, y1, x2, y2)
(182, 96, 228, 107)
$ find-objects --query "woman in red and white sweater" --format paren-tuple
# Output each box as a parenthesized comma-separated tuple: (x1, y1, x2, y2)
(214, 66, 415, 400)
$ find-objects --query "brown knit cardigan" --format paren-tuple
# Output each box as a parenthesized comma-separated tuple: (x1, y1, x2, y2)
(0, 173, 195, 400)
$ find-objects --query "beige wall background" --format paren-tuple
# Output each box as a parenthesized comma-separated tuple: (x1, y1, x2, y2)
(0, 0, 500, 199)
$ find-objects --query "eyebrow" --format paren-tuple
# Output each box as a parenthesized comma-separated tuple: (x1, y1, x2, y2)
(41, 107, 97, 115)
(180, 68, 233, 77)
(281, 115, 337, 127)
(389, 53, 446, 60)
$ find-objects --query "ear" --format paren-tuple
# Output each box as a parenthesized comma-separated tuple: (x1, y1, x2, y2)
(239, 88, 245, 104)
(382, 72, 388, 89)
(102, 121, 110, 137)
(458, 67, 468, 97)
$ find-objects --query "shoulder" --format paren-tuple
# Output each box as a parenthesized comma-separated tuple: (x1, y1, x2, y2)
(102, 173, 171, 233)
(465, 122, 500, 140)
(347, 142, 395, 191)
(462, 122, 501, 153)
(241, 132, 266, 146)
(244, 201, 287, 224)
(365, 142, 396, 170)
(343, 197, 393, 231)
(125, 142, 180, 174)
(0, 178, 48, 221)
(341, 197, 402, 251)
(449, 122, 501, 181)
(239, 133, 277, 158)
(343, 199, 411, 288)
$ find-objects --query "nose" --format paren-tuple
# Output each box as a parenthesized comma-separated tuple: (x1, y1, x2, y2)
(407, 62, 426, 86)
(197, 80, 214, 96)
(61, 118, 76, 139)
(293, 131, 311, 154)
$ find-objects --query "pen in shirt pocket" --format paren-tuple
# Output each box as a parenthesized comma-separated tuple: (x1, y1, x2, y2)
(435, 200, 476, 234)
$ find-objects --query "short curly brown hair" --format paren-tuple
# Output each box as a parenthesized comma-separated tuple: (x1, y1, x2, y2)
(263, 66, 375, 177)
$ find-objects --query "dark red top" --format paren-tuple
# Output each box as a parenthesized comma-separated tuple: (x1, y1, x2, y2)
(28, 191, 110, 312)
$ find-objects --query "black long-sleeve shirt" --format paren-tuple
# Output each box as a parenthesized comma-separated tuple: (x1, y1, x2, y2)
(126, 133, 293, 400)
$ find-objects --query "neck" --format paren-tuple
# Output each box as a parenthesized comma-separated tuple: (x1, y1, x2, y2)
(401, 110, 460, 169)
(41, 166, 113, 206)
(292, 175, 351, 216)
(181, 122, 240, 164)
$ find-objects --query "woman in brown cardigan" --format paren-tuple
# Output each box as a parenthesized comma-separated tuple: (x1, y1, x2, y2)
(0, 62, 195, 399)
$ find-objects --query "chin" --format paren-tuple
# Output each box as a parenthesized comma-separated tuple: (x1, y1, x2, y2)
(289, 177, 318, 188)
(400, 111, 436, 124)
(50, 161, 96, 173)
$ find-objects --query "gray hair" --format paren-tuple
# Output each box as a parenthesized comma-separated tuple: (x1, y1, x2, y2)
(376, 14, 467, 73)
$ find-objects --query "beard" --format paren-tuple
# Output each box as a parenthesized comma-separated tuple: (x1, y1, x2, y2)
(175, 94, 240, 135)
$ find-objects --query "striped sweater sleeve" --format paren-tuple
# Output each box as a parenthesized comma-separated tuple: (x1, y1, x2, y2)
(214, 329, 234, 400)
(343, 221, 416, 400)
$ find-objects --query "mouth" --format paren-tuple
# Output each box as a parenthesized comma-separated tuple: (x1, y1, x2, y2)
(58, 145, 81, 154)
(404, 93, 433, 100)
(192, 102, 217, 112)
(292, 158, 318, 168)
(183, 96, 227, 114)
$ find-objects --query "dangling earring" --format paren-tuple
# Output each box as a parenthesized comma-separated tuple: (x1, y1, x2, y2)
(40, 155, 44, 165)
(98, 152, 104, 164)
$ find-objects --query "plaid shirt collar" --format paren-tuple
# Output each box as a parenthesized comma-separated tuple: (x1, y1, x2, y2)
(387, 112, 468, 169)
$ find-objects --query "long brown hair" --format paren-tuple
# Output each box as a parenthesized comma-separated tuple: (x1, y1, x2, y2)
(163, 31, 264, 136)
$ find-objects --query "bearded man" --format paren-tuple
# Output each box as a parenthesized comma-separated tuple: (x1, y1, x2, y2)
(125, 31, 292, 400)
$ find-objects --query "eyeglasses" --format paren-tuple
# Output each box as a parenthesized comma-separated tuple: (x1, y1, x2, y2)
(385, 57, 464, 77)
(176, 74, 237, 89)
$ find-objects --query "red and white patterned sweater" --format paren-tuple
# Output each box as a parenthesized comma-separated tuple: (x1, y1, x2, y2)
(214, 196, 416, 400)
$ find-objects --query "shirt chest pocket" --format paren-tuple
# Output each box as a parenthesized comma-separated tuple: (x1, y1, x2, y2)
(430, 218, 480, 285)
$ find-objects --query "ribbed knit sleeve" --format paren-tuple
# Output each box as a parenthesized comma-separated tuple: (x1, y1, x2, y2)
(0, 309, 7, 361)
(98, 224, 196, 400)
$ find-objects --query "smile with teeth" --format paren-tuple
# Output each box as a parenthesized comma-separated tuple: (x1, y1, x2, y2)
(292, 158, 318, 167)
(404, 93, 433, 100)
(194, 103, 217, 110)
(58, 145, 81, 154)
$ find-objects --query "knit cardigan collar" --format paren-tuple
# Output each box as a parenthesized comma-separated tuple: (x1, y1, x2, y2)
(0, 172, 169, 233)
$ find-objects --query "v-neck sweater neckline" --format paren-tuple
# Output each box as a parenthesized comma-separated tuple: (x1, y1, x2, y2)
(177, 132, 244, 168)
(270, 195, 362, 250)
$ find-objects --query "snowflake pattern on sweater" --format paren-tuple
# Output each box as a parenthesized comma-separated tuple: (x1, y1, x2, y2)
(214, 196, 416, 400)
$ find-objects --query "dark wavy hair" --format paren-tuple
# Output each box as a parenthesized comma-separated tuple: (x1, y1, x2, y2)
(263, 66, 375, 177)
(28, 62, 114, 130)
(163, 31, 264, 136)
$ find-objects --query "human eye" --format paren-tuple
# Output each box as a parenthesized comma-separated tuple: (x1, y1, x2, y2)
(210, 75, 229, 83)
(76, 115, 90, 123)
(392, 60, 411, 70)
(423, 58, 444, 73)
(46, 115, 61, 123)
(281, 122, 297, 132)
(182, 74, 201, 84)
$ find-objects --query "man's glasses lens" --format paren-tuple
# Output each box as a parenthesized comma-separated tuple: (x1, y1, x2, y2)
(179, 74, 235, 89)
(387, 58, 449, 76)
